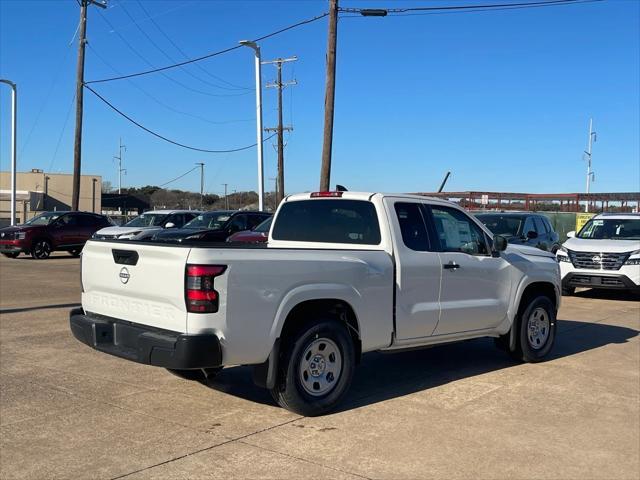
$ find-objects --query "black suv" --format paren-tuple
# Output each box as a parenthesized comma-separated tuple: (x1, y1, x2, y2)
(152, 210, 272, 243)
(0, 211, 112, 259)
(475, 212, 561, 252)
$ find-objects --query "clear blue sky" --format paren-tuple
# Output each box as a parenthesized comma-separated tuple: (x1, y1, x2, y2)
(1, 0, 638, 196)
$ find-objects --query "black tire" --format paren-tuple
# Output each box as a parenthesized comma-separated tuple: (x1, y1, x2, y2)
(69, 248, 82, 257)
(31, 239, 52, 259)
(562, 286, 575, 296)
(2, 252, 19, 259)
(514, 295, 557, 363)
(270, 320, 355, 416)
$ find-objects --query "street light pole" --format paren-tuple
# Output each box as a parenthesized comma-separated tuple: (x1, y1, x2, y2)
(0, 79, 17, 225)
(239, 40, 264, 211)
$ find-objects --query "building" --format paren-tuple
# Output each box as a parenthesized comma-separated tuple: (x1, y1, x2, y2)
(0, 169, 101, 226)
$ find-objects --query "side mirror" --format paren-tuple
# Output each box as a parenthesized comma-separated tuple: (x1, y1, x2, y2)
(493, 235, 508, 252)
(566, 231, 575, 238)
(164, 222, 176, 229)
(526, 230, 538, 240)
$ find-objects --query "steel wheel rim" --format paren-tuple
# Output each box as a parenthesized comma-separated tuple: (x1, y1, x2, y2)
(34, 241, 50, 258)
(298, 337, 342, 397)
(527, 307, 550, 350)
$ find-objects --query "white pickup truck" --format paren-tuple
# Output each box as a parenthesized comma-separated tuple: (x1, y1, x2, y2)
(70, 192, 561, 416)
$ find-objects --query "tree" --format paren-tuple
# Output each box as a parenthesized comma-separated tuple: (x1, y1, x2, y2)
(101, 180, 113, 193)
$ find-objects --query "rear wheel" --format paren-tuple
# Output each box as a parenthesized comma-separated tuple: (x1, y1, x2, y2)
(31, 239, 51, 259)
(270, 319, 355, 416)
(2, 252, 19, 259)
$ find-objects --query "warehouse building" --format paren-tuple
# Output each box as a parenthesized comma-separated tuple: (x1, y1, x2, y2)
(0, 169, 101, 226)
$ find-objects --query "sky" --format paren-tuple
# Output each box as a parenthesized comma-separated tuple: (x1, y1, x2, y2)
(0, 0, 638, 197)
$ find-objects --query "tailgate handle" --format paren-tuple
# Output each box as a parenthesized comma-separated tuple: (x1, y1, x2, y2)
(112, 249, 139, 266)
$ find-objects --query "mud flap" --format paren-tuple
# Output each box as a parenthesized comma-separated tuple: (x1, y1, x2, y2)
(252, 338, 280, 389)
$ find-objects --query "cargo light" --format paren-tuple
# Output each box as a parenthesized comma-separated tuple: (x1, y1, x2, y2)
(185, 265, 226, 313)
(310, 191, 343, 198)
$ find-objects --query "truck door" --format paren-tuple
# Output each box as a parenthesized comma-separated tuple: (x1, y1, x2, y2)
(427, 205, 511, 335)
(385, 199, 441, 340)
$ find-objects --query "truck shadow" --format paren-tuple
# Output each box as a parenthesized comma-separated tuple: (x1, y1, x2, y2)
(573, 289, 640, 302)
(201, 318, 639, 412)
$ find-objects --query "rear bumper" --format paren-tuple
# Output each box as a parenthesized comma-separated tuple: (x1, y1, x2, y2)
(562, 272, 640, 292)
(69, 308, 222, 369)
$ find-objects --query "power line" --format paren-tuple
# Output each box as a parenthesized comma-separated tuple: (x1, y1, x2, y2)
(94, 8, 249, 98)
(86, 12, 329, 84)
(47, 91, 77, 173)
(87, 43, 255, 126)
(339, 0, 602, 15)
(134, 0, 250, 91)
(119, 1, 247, 94)
(159, 166, 199, 188)
(84, 83, 276, 153)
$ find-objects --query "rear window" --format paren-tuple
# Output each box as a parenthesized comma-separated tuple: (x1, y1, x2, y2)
(272, 199, 381, 245)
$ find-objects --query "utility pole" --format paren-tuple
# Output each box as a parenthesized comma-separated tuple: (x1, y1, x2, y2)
(222, 183, 229, 210)
(0, 79, 17, 225)
(264, 56, 297, 206)
(196, 162, 205, 209)
(584, 118, 596, 213)
(71, 0, 107, 211)
(114, 138, 126, 194)
(319, 0, 338, 191)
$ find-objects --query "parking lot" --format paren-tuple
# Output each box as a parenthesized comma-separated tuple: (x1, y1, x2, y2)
(0, 253, 638, 480)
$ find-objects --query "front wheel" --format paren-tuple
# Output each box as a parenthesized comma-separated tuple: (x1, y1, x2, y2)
(31, 239, 52, 259)
(270, 320, 355, 416)
(515, 296, 557, 363)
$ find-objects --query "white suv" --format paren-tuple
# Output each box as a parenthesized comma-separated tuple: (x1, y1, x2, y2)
(556, 213, 640, 295)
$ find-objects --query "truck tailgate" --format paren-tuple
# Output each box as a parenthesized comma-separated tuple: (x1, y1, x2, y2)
(81, 240, 191, 332)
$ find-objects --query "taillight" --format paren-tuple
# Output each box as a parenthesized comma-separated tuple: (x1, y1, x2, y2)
(185, 265, 226, 313)
(310, 191, 343, 198)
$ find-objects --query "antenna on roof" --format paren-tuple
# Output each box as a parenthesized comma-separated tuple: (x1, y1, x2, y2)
(437, 171, 451, 193)
(335, 184, 348, 192)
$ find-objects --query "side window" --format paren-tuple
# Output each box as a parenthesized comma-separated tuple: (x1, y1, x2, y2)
(185, 213, 199, 223)
(394, 202, 430, 251)
(229, 215, 247, 232)
(544, 217, 554, 234)
(60, 214, 79, 226)
(430, 206, 489, 255)
(533, 217, 546, 234)
(247, 215, 266, 230)
(522, 217, 536, 236)
(170, 214, 186, 228)
(78, 215, 98, 227)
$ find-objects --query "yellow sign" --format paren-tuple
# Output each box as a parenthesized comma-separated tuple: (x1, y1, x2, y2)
(576, 213, 595, 233)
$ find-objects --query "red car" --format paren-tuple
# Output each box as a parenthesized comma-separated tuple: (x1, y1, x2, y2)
(0, 211, 112, 259)
(226, 217, 272, 243)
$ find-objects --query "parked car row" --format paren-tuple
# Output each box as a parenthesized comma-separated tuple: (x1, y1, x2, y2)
(3, 206, 637, 296)
(0, 209, 273, 259)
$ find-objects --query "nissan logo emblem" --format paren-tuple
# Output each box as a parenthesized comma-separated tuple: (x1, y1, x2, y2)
(591, 255, 602, 264)
(119, 267, 131, 284)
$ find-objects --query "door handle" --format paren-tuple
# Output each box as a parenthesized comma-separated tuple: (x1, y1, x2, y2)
(443, 262, 460, 270)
